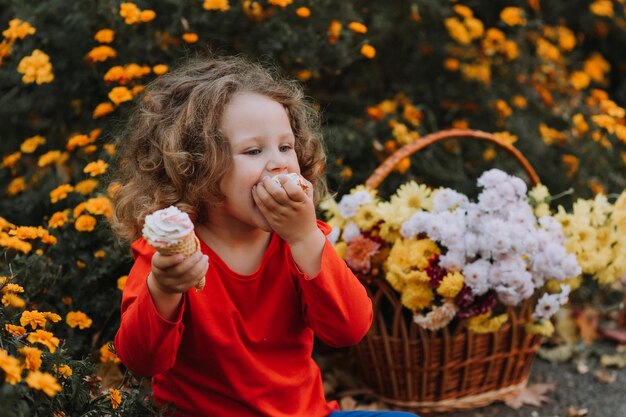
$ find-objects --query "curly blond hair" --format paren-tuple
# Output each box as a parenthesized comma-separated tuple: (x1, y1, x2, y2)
(111, 56, 327, 242)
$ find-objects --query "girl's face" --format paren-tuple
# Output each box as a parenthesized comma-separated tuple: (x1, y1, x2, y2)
(215, 92, 301, 231)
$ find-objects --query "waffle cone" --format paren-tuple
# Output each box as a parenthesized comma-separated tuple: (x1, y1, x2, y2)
(155, 233, 205, 291)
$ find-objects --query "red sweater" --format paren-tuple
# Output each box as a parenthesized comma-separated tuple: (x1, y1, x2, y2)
(115, 221, 372, 417)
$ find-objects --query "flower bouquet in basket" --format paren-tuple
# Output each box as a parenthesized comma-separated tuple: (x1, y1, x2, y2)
(322, 168, 582, 410)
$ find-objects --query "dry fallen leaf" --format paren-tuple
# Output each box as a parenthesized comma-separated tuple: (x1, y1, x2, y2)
(567, 405, 589, 416)
(593, 368, 617, 384)
(600, 353, 626, 369)
(95, 361, 123, 392)
(502, 382, 555, 409)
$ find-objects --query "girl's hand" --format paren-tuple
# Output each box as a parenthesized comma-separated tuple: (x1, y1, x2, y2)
(150, 251, 209, 294)
(252, 174, 318, 245)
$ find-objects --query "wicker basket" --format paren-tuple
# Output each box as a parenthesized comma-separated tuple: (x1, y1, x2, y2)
(354, 129, 543, 413)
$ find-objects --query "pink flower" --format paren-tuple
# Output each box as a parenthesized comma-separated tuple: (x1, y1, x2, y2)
(345, 235, 381, 274)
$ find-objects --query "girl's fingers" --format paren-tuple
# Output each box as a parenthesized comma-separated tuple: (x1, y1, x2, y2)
(152, 252, 184, 270)
(279, 177, 307, 203)
(260, 177, 291, 205)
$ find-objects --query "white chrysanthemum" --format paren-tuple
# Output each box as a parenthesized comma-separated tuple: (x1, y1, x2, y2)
(342, 221, 361, 243)
(432, 188, 468, 213)
(477, 188, 508, 213)
(477, 169, 509, 189)
(439, 250, 465, 271)
(533, 293, 561, 320)
(338, 194, 361, 219)
(400, 211, 431, 239)
(462, 259, 491, 295)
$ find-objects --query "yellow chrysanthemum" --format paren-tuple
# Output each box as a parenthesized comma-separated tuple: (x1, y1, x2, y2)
(467, 312, 509, 333)
(525, 319, 554, 337)
(400, 282, 434, 311)
(436, 271, 464, 298)
(25, 371, 62, 397)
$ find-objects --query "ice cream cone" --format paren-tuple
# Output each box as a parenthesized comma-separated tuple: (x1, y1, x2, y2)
(155, 233, 205, 291)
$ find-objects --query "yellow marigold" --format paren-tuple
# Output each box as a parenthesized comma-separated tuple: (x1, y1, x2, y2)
(140, 10, 156, 22)
(494, 131, 518, 144)
(2, 283, 24, 294)
(2, 151, 21, 169)
(494, 99, 512, 118)
(108, 86, 132, 105)
(557, 26, 576, 51)
(49, 184, 74, 203)
(18, 49, 54, 84)
(131, 85, 144, 96)
(5, 324, 26, 336)
(504, 40, 519, 60)
(93, 102, 115, 119)
(592, 114, 616, 133)
(20, 135, 46, 153)
(360, 44, 376, 59)
(117, 275, 128, 291)
(461, 62, 491, 84)
(74, 179, 99, 195)
(9, 226, 37, 240)
(153, 64, 169, 75)
(2, 293, 26, 308)
(66, 311, 93, 329)
(86, 45, 117, 63)
(44, 312, 61, 323)
(83, 159, 109, 177)
(536, 38, 561, 62)
(38, 150, 64, 167)
(0, 217, 15, 230)
(20, 310, 47, 330)
(120, 2, 142, 24)
(445, 17, 471, 45)
(400, 283, 434, 311)
(453, 4, 473, 18)
(100, 342, 121, 363)
(182, 32, 198, 43)
(436, 271, 464, 298)
(525, 319, 555, 337)
(94, 250, 105, 259)
(512, 95, 527, 108)
(75, 215, 96, 232)
(584, 53, 610, 83)
(589, 0, 613, 16)
(26, 371, 62, 397)
(268, 0, 292, 6)
(348, 22, 367, 34)
(0, 349, 22, 384)
(66, 134, 92, 151)
(204, 0, 230, 11)
(19, 346, 43, 371)
(570, 71, 591, 90)
(104, 143, 117, 156)
(295, 6, 310, 18)
(6, 177, 26, 196)
(109, 388, 123, 409)
(0, 233, 31, 254)
(55, 364, 72, 378)
(85, 196, 113, 217)
(464, 17, 484, 39)
(94, 29, 115, 43)
(27, 330, 60, 353)
(2, 19, 36, 41)
(500, 7, 526, 26)
(468, 312, 508, 333)
(0, 40, 12, 63)
(328, 20, 342, 45)
(539, 123, 566, 145)
(104, 66, 126, 83)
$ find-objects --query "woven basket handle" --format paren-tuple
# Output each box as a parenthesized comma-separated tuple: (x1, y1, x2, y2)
(364, 129, 540, 190)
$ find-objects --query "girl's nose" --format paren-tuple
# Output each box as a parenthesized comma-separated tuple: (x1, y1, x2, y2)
(266, 149, 288, 173)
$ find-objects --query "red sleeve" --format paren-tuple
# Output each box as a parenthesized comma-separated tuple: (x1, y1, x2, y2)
(114, 238, 187, 377)
(292, 221, 373, 347)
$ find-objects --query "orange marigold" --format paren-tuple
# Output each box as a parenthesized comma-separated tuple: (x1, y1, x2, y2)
(295, 7, 310, 18)
(66, 311, 93, 329)
(94, 29, 115, 43)
(27, 329, 60, 353)
(348, 22, 367, 34)
(182, 32, 198, 43)
(49, 184, 74, 203)
(83, 159, 109, 176)
(20, 135, 46, 153)
(86, 45, 117, 63)
(25, 371, 62, 397)
(108, 86, 132, 105)
(93, 102, 115, 119)
(75, 215, 97, 232)
(2, 18, 36, 41)
(360, 44, 376, 59)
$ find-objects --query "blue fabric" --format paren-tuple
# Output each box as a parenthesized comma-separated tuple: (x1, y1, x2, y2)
(329, 411, 418, 416)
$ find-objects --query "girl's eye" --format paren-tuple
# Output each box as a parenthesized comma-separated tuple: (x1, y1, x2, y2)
(280, 145, 293, 152)
(245, 149, 261, 155)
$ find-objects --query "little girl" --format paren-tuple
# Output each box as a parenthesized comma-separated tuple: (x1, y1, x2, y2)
(112, 56, 417, 417)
